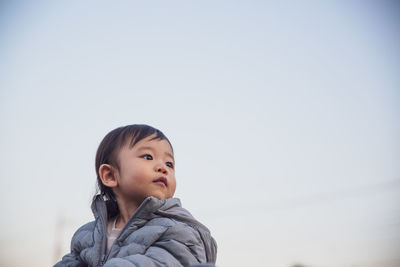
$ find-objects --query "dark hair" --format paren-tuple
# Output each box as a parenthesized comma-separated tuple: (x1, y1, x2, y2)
(94, 124, 172, 218)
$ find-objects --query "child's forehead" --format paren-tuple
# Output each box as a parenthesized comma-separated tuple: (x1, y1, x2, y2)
(126, 135, 173, 154)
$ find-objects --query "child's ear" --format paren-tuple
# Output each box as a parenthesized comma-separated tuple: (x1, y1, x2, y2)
(99, 164, 118, 188)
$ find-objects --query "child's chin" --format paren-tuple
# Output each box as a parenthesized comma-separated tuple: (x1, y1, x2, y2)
(150, 193, 173, 200)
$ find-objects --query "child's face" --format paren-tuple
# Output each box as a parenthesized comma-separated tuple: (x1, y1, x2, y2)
(114, 134, 176, 206)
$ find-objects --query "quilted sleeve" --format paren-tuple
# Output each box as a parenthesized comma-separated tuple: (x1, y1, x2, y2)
(103, 223, 211, 267)
(53, 251, 86, 267)
(53, 222, 95, 267)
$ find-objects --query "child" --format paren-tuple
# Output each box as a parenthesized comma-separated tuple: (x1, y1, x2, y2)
(54, 124, 217, 267)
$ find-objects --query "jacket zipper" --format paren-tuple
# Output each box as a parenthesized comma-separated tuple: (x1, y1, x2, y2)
(97, 201, 108, 267)
(100, 255, 106, 266)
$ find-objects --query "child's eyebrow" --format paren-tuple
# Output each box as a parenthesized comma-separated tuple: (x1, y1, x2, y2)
(164, 152, 174, 160)
(137, 146, 154, 152)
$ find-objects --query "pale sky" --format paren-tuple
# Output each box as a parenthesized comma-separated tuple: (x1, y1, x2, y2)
(1, 1, 399, 267)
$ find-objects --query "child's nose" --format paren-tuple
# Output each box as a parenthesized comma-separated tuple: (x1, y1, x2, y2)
(158, 168, 167, 174)
(155, 163, 168, 174)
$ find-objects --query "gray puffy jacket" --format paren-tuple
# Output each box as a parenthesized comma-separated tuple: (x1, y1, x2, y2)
(54, 196, 217, 267)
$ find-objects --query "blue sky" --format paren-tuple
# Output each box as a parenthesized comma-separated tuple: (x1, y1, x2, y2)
(1, 1, 399, 267)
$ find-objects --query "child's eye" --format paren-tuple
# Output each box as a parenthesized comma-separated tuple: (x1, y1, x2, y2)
(142, 154, 153, 160)
(166, 162, 174, 168)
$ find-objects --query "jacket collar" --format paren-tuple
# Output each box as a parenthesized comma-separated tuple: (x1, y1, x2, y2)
(91, 194, 182, 223)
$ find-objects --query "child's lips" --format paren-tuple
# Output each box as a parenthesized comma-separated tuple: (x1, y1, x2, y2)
(153, 177, 168, 186)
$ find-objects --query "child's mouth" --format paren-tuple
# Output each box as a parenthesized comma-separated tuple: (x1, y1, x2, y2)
(153, 177, 168, 186)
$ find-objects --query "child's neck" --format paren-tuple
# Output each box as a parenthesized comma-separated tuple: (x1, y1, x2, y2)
(115, 199, 141, 229)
